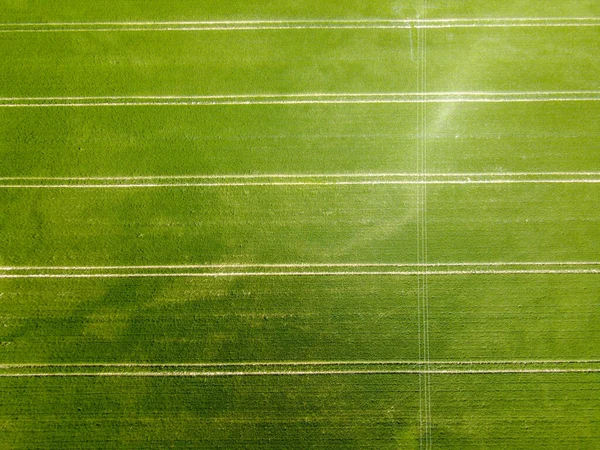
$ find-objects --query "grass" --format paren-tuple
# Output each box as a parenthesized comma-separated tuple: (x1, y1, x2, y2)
(0, 0, 422, 22)
(426, 27, 600, 92)
(0, 276, 419, 363)
(427, 184, 600, 262)
(0, 375, 421, 449)
(0, 185, 418, 266)
(1, 1, 599, 22)
(425, 101, 600, 173)
(0, 104, 419, 178)
(431, 374, 600, 449)
(0, 30, 416, 97)
(0, 0, 599, 448)
(428, 274, 600, 360)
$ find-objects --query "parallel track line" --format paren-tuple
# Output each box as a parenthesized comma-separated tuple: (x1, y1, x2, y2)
(1, 369, 599, 377)
(2, 269, 600, 279)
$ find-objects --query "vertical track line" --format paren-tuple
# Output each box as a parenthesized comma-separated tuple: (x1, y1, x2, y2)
(423, 4, 433, 448)
(417, 1, 433, 447)
(413, 21, 423, 450)
(416, 16, 426, 450)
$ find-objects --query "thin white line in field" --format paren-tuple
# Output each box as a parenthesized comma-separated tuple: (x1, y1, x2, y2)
(1, 369, 599, 377)
(0, 26, 417, 33)
(0, 91, 599, 103)
(1, 20, 408, 25)
(3, 18, 600, 25)
(2, 179, 600, 188)
(0, 18, 598, 32)
(422, 23, 600, 29)
(0, 101, 410, 107)
(1, 99, 599, 108)
(3, 172, 600, 182)
(1, 91, 598, 101)
(0, 26, 410, 33)
(423, 17, 600, 22)
(4, 24, 594, 32)
(5, 23, 597, 32)
(7, 174, 395, 181)
(0, 181, 411, 188)
(3, 262, 598, 271)
(1, 269, 600, 279)
(1, 359, 598, 368)
(0, 91, 599, 108)
(427, 90, 600, 96)
(8, 99, 599, 107)
(0, 93, 412, 101)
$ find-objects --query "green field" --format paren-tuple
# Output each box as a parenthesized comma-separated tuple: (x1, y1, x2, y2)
(0, 1, 599, 448)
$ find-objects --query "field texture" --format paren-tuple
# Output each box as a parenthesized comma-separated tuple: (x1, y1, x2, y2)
(0, 1, 599, 448)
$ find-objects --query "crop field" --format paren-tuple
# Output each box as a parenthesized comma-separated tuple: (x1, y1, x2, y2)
(1, 1, 599, 448)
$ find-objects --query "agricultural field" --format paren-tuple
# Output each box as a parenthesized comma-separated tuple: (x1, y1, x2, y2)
(0, 1, 599, 448)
